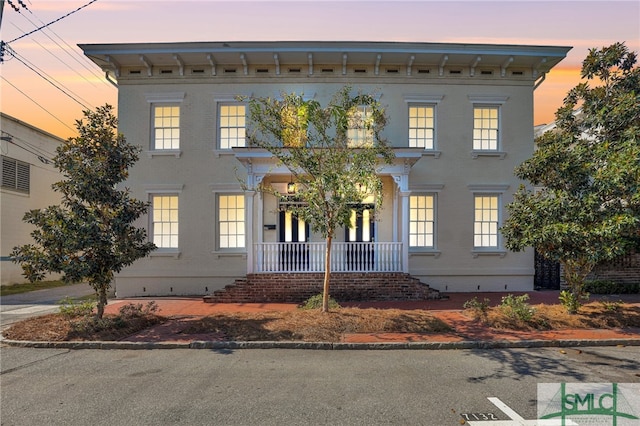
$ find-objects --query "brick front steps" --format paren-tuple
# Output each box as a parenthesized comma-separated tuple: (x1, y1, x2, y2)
(203, 272, 441, 304)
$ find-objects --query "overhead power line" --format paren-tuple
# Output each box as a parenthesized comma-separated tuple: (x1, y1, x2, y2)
(0, 75, 76, 133)
(8, 0, 99, 44)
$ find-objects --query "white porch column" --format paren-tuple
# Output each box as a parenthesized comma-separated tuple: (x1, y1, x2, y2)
(245, 189, 255, 273)
(392, 174, 410, 273)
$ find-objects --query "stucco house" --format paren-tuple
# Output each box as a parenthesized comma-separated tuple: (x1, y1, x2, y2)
(1, 113, 65, 285)
(80, 41, 570, 300)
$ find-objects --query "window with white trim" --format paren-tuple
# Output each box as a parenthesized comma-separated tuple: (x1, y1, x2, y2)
(473, 106, 499, 150)
(408, 105, 435, 149)
(347, 105, 373, 147)
(1, 156, 30, 193)
(474, 195, 499, 248)
(409, 195, 436, 248)
(218, 194, 245, 249)
(152, 105, 180, 150)
(151, 194, 179, 248)
(219, 104, 246, 149)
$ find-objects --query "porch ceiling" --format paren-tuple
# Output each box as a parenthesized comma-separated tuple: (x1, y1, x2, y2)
(232, 147, 423, 176)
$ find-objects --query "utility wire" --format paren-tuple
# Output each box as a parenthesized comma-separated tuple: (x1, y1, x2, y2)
(10, 21, 99, 88)
(1, 131, 55, 164)
(10, 48, 93, 110)
(12, 5, 110, 86)
(0, 75, 76, 133)
(8, 0, 99, 44)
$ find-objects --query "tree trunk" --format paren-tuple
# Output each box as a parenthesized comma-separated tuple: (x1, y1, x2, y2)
(322, 235, 333, 313)
(95, 285, 108, 319)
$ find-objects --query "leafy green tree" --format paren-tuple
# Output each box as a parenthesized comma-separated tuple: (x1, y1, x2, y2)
(502, 42, 640, 312)
(244, 87, 394, 312)
(11, 105, 156, 318)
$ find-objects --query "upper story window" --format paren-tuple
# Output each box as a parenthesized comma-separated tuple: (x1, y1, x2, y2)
(473, 106, 499, 151)
(409, 194, 436, 248)
(347, 105, 373, 147)
(219, 104, 246, 149)
(408, 105, 435, 149)
(1, 156, 30, 193)
(152, 105, 180, 150)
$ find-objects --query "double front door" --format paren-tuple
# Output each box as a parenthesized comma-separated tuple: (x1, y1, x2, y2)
(279, 208, 309, 270)
(345, 204, 375, 270)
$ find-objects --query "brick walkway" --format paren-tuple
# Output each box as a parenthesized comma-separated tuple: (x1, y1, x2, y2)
(102, 291, 640, 345)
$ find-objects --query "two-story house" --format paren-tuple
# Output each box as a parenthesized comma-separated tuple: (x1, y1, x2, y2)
(80, 41, 570, 299)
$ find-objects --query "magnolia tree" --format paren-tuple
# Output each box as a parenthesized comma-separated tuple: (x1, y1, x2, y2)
(502, 43, 640, 312)
(243, 87, 394, 312)
(11, 105, 156, 318)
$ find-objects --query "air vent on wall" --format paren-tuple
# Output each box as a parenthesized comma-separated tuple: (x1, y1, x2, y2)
(321, 68, 334, 73)
(288, 68, 301, 73)
(256, 68, 269, 73)
(224, 68, 237, 73)
(386, 69, 399, 73)
(192, 69, 205, 74)
(354, 68, 367, 73)
(417, 69, 430, 74)
(512, 71, 524, 76)
(160, 69, 173, 74)
(481, 70, 493, 75)
(129, 70, 141, 74)
(449, 70, 462, 74)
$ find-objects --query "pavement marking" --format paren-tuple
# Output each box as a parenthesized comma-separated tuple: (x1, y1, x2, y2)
(465, 397, 578, 425)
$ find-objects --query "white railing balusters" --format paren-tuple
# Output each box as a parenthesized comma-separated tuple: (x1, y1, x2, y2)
(254, 242, 403, 273)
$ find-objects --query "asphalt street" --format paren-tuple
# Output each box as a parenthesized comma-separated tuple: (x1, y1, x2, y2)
(1, 346, 639, 425)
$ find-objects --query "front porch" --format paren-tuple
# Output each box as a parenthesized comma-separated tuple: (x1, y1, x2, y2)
(254, 241, 403, 273)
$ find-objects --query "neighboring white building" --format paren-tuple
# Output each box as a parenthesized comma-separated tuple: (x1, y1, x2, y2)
(80, 41, 571, 298)
(1, 113, 65, 285)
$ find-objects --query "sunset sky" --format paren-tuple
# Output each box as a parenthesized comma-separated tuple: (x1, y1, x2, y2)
(1, 0, 638, 140)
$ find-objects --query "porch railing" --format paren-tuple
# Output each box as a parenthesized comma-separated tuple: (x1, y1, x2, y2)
(254, 242, 403, 273)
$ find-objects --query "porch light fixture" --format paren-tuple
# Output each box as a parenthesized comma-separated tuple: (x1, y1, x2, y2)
(287, 181, 297, 194)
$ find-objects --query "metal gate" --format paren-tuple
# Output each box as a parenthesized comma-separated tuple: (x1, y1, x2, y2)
(534, 250, 560, 290)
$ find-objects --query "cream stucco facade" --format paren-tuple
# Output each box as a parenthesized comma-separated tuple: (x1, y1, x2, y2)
(81, 41, 570, 298)
(1, 113, 65, 285)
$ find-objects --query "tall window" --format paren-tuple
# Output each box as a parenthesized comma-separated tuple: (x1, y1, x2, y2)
(348, 105, 373, 147)
(408, 105, 435, 149)
(473, 106, 499, 150)
(474, 195, 499, 248)
(409, 195, 435, 248)
(151, 195, 179, 248)
(219, 104, 246, 149)
(1, 156, 30, 193)
(218, 194, 245, 249)
(153, 105, 180, 150)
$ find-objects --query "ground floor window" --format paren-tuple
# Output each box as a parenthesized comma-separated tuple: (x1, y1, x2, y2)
(218, 194, 245, 249)
(151, 194, 179, 248)
(474, 194, 499, 248)
(409, 194, 435, 248)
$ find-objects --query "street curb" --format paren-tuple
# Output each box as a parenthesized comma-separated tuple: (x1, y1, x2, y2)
(2, 337, 640, 350)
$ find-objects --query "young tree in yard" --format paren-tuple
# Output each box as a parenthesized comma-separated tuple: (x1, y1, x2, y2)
(502, 42, 640, 313)
(244, 87, 394, 312)
(11, 105, 156, 318)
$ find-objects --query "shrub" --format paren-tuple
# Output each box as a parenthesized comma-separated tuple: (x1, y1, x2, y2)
(599, 299, 623, 312)
(583, 280, 640, 294)
(118, 301, 159, 319)
(58, 297, 96, 318)
(463, 297, 491, 319)
(559, 290, 590, 314)
(499, 294, 535, 322)
(299, 294, 341, 310)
